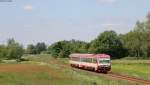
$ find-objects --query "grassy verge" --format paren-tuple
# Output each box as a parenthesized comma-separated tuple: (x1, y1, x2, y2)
(112, 60, 150, 80)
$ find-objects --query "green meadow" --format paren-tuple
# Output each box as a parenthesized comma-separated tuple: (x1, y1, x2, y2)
(0, 54, 149, 85)
(112, 60, 150, 80)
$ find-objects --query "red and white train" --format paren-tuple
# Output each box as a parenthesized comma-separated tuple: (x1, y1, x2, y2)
(69, 53, 111, 73)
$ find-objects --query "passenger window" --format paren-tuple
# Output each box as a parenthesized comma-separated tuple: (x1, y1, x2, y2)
(92, 58, 97, 63)
(87, 58, 92, 63)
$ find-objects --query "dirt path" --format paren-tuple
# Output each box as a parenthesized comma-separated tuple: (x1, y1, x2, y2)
(107, 72, 150, 85)
(0, 64, 49, 73)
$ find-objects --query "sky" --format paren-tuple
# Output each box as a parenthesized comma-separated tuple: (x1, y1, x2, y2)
(0, 0, 150, 46)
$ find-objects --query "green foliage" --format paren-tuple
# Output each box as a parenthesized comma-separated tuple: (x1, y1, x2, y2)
(48, 31, 127, 58)
(89, 31, 127, 59)
(26, 42, 47, 54)
(70, 39, 89, 53)
(122, 12, 150, 58)
(0, 38, 24, 60)
(48, 40, 89, 58)
(122, 31, 142, 57)
(26, 44, 37, 54)
(0, 45, 7, 59)
(6, 39, 24, 59)
(48, 41, 71, 58)
(35, 42, 47, 54)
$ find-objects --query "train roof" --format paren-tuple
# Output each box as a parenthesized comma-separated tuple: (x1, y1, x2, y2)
(69, 53, 110, 58)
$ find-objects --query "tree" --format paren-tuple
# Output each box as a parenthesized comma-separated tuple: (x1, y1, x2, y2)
(145, 13, 150, 31)
(48, 40, 89, 58)
(0, 45, 7, 59)
(26, 42, 47, 54)
(122, 31, 142, 57)
(7, 38, 15, 45)
(26, 44, 37, 54)
(89, 31, 126, 59)
(122, 12, 150, 58)
(48, 41, 71, 58)
(70, 39, 89, 53)
(35, 42, 47, 54)
(6, 38, 24, 59)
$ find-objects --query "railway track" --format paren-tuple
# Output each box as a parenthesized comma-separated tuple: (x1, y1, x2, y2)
(108, 72, 150, 85)
(37, 61, 150, 85)
(72, 68, 150, 85)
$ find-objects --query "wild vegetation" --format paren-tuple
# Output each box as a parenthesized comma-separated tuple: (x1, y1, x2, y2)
(25, 42, 47, 54)
(112, 60, 150, 80)
(0, 39, 24, 60)
(0, 54, 138, 85)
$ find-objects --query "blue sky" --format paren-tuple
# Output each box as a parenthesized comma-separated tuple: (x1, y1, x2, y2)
(0, 0, 150, 46)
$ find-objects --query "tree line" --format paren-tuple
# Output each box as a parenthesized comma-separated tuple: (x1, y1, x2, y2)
(0, 13, 150, 60)
(48, 13, 150, 59)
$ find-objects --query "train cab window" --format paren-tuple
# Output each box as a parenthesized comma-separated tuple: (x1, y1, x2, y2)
(99, 60, 110, 63)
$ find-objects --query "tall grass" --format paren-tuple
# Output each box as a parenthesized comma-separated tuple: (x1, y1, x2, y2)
(0, 54, 143, 85)
(112, 60, 150, 80)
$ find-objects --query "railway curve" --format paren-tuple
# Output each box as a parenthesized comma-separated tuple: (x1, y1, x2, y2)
(72, 68, 150, 85)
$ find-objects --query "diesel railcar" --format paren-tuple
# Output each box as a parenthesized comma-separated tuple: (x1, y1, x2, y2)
(69, 53, 111, 73)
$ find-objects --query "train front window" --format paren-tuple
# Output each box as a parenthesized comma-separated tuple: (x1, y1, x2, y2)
(99, 60, 110, 63)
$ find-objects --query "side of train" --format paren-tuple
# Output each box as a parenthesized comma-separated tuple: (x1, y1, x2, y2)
(69, 53, 111, 73)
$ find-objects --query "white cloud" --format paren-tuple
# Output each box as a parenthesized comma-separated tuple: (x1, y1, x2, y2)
(96, 0, 117, 4)
(24, 5, 33, 11)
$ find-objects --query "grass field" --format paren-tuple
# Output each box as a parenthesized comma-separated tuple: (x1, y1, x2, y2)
(0, 54, 149, 85)
(112, 60, 150, 80)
